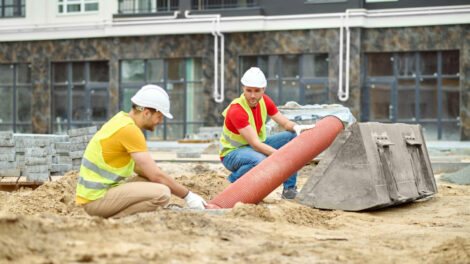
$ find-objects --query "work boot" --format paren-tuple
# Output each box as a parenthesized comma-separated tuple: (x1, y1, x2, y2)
(282, 186, 298, 200)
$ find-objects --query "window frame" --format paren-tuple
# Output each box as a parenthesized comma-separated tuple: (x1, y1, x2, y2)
(58, 0, 99, 15)
(51, 60, 110, 134)
(119, 57, 204, 140)
(0, 63, 32, 133)
(362, 50, 460, 140)
(0, 0, 25, 18)
(238, 53, 330, 106)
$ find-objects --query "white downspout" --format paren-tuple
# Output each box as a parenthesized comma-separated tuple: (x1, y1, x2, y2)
(184, 11, 223, 103)
(338, 14, 344, 101)
(214, 15, 225, 103)
(338, 10, 350, 102)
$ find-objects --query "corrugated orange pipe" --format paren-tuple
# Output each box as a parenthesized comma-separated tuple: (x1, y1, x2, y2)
(207, 115, 344, 209)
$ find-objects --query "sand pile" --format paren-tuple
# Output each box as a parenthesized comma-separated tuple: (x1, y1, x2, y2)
(0, 162, 469, 263)
(0, 171, 85, 217)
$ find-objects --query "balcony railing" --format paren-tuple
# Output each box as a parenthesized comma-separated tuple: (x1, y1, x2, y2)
(118, 0, 179, 14)
(191, 0, 259, 10)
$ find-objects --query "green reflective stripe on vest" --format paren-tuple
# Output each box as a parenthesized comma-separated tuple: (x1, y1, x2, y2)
(81, 157, 126, 182)
(78, 176, 111, 190)
(219, 94, 267, 157)
(221, 131, 245, 148)
(76, 111, 138, 201)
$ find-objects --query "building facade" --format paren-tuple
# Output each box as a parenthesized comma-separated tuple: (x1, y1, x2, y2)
(0, 0, 469, 141)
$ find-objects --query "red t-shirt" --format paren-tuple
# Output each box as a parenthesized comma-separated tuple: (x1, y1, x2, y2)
(225, 94, 278, 136)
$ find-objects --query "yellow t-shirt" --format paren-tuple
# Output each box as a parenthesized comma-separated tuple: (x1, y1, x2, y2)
(76, 123, 147, 204)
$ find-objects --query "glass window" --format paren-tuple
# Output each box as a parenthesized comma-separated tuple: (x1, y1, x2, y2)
(442, 50, 459, 75)
(72, 62, 85, 83)
(305, 83, 327, 105)
(52, 61, 110, 133)
(90, 89, 108, 120)
(166, 83, 184, 121)
(367, 53, 393, 77)
(53, 85, 68, 123)
(265, 80, 279, 102)
(121, 60, 145, 83)
(148, 59, 165, 83)
(53, 63, 68, 83)
(419, 52, 437, 76)
(89, 61, 109, 82)
(167, 59, 184, 81)
(0, 0, 24, 18)
(397, 79, 416, 120)
(0, 63, 32, 133)
(72, 85, 86, 121)
(441, 78, 459, 119)
(369, 83, 391, 120)
(58, 0, 99, 14)
(120, 58, 204, 140)
(282, 55, 299, 78)
(302, 54, 328, 78)
(397, 53, 417, 77)
(419, 79, 438, 119)
(186, 82, 204, 122)
(16, 63, 31, 84)
(240, 56, 257, 77)
(281, 80, 299, 105)
(0, 64, 13, 84)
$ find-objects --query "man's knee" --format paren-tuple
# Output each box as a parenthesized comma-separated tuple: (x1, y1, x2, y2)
(150, 185, 171, 206)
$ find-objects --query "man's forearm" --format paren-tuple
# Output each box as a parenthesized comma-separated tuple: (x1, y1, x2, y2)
(251, 141, 277, 156)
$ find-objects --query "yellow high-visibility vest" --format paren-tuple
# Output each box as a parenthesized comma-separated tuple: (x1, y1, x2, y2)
(219, 94, 267, 158)
(76, 111, 136, 202)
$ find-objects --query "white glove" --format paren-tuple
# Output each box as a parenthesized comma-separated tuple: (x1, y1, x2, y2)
(293, 124, 316, 136)
(184, 191, 207, 210)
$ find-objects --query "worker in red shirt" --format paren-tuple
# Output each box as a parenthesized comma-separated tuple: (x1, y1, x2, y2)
(219, 67, 314, 199)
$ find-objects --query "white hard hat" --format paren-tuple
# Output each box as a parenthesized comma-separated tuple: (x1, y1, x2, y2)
(131, 84, 173, 119)
(241, 67, 267, 88)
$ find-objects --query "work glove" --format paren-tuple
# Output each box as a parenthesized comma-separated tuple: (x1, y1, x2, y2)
(293, 124, 316, 136)
(184, 191, 207, 210)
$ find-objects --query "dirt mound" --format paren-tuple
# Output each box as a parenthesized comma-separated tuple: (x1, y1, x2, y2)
(0, 162, 469, 263)
(0, 171, 85, 216)
(424, 236, 470, 264)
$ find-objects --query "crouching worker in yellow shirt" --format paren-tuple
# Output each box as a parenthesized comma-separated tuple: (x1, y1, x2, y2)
(76, 84, 207, 218)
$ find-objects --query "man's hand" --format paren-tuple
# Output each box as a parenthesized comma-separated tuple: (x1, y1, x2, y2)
(184, 191, 207, 210)
(293, 124, 316, 136)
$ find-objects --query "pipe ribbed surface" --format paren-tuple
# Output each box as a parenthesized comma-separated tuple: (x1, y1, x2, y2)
(208, 115, 344, 209)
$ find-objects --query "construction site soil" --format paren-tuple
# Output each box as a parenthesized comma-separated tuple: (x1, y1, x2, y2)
(0, 162, 469, 264)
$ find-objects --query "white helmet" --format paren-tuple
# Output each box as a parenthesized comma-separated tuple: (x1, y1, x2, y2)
(241, 67, 267, 88)
(131, 84, 173, 119)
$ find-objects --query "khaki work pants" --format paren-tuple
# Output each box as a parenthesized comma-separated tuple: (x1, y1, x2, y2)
(84, 176, 171, 218)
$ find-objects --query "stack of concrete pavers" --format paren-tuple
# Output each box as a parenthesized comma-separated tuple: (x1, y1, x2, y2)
(68, 126, 97, 171)
(51, 142, 71, 176)
(51, 136, 72, 176)
(0, 131, 20, 177)
(15, 134, 70, 181)
(23, 138, 52, 182)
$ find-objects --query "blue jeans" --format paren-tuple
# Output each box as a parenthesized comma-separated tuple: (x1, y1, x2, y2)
(222, 131, 297, 189)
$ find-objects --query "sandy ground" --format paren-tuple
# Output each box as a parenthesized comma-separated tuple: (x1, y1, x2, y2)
(0, 162, 469, 264)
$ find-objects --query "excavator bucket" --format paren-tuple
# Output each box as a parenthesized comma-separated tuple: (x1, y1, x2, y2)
(297, 122, 437, 211)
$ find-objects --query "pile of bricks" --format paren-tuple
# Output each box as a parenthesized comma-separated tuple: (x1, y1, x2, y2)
(68, 126, 97, 171)
(0, 132, 19, 177)
(0, 126, 97, 183)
